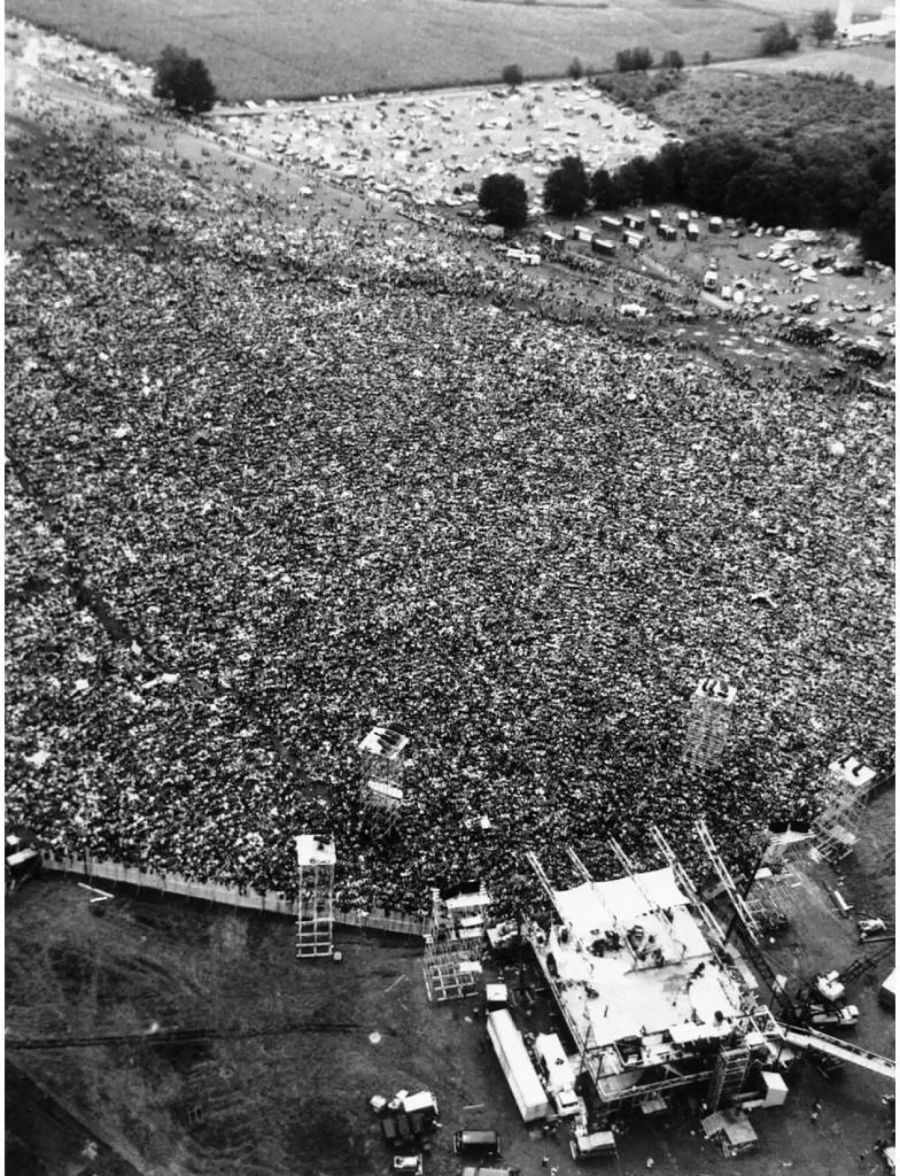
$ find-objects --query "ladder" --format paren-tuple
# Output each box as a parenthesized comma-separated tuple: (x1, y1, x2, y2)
(706, 1045, 750, 1112)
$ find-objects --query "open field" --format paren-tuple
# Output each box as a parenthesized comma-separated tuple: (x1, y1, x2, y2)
(6, 857, 895, 1176)
(5, 0, 889, 100)
(707, 43, 896, 87)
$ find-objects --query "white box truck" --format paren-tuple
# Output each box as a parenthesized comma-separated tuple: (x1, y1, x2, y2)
(486, 1010, 550, 1123)
(533, 1033, 581, 1117)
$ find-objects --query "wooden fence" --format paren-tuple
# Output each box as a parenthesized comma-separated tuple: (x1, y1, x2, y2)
(40, 852, 429, 938)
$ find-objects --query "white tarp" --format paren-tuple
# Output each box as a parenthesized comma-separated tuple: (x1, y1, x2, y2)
(553, 867, 690, 936)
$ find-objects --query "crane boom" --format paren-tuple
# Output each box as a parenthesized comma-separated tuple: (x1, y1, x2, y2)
(779, 1024, 895, 1081)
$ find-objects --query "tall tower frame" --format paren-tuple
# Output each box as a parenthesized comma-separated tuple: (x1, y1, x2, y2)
(684, 678, 737, 773)
(296, 835, 336, 959)
(358, 725, 409, 833)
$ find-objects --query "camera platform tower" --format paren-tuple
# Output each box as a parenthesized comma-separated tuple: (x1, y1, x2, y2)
(296, 835, 336, 959)
(358, 725, 409, 834)
(684, 678, 737, 772)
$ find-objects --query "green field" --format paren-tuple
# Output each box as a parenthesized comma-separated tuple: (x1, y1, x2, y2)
(6, 0, 885, 101)
(708, 42, 896, 86)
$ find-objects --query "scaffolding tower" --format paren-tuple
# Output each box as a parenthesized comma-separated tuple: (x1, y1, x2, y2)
(296, 835, 336, 959)
(423, 886, 491, 1002)
(683, 678, 737, 773)
(358, 724, 409, 787)
(811, 755, 876, 864)
(358, 725, 409, 834)
(707, 1045, 751, 1113)
(744, 862, 794, 935)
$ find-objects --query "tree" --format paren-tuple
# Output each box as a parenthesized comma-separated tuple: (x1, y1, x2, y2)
(811, 9, 837, 44)
(153, 45, 217, 115)
(858, 185, 894, 264)
(478, 172, 528, 231)
(615, 158, 646, 205)
(655, 141, 685, 199)
(567, 57, 584, 80)
(701, 50, 712, 66)
(543, 155, 591, 217)
(501, 63, 524, 88)
(632, 155, 666, 203)
(616, 46, 654, 71)
(661, 49, 684, 70)
(591, 167, 624, 210)
(632, 47, 654, 71)
(760, 20, 799, 56)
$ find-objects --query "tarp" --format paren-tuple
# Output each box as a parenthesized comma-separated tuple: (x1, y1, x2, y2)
(553, 868, 689, 936)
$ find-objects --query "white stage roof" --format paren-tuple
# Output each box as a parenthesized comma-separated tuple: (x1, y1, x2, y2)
(553, 867, 709, 959)
(544, 867, 742, 1049)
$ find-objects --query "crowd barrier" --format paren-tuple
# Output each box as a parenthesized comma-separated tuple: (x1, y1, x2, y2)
(40, 852, 429, 938)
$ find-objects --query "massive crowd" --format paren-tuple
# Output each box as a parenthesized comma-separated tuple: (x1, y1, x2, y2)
(5, 83, 894, 923)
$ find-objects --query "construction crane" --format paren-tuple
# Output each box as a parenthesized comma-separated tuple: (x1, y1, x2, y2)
(6, 1020, 361, 1051)
(695, 818, 762, 946)
(839, 941, 895, 988)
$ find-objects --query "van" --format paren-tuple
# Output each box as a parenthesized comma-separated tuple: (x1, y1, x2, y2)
(454, 1129, 501, 1157)
(392, 1158, 423, 1175)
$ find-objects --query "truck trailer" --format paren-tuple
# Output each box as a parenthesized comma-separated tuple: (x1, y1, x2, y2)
(486, 1010, 551, 1123)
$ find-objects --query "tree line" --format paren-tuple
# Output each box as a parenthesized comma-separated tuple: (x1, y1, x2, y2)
(591, 131, 894, 263)
(480, 130, 894, 263)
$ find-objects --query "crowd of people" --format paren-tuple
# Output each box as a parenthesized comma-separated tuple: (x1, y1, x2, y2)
(5, 78, 894, 924)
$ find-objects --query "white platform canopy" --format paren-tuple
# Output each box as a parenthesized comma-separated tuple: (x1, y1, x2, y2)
(295, 835, 336, 866)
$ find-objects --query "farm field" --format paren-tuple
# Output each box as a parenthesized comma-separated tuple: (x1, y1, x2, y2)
(706, 42, 896, 87)
(5, 0, 888, 101)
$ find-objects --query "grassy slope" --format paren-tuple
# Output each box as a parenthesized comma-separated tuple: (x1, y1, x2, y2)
(5, 0, 872, 100)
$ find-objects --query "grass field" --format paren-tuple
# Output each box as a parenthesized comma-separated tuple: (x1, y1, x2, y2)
(708, 42, 896, 86)
(6, 0, 889, 100)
